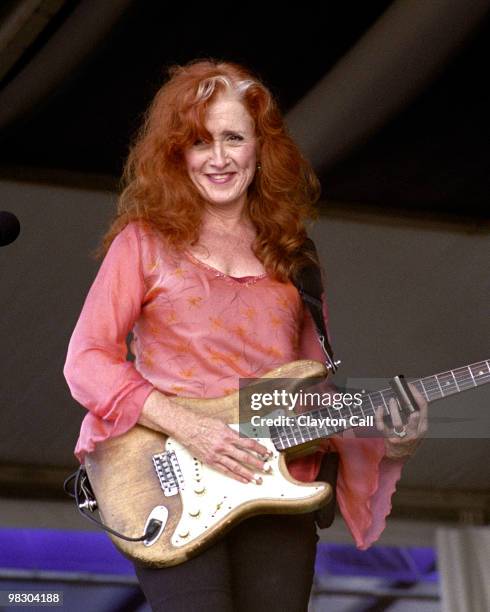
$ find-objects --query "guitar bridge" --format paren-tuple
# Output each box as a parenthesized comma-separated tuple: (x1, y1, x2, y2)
(152, 450, 184, 497)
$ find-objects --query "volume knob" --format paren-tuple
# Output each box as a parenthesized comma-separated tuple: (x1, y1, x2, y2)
(194, 484, 205, 494)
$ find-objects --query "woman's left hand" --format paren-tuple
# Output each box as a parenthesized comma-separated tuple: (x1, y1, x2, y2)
(375, 383, 428, 459)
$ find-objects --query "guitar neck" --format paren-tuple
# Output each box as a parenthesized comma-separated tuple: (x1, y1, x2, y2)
(270, 360, 490, 452)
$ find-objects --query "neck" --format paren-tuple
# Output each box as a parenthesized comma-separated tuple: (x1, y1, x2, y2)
(202, 199, 250, 233)
(269, 359, 490, 452)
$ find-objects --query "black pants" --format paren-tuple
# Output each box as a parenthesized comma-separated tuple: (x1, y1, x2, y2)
(134, 513, 319, 612)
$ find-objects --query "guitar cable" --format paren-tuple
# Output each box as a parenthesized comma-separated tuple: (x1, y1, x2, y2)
(63, 466, 162, 543)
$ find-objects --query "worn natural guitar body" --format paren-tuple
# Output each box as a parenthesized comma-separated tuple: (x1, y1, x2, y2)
(84, 360, 331, 568)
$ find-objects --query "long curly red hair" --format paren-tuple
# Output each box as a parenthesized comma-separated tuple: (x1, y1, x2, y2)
(101, 58, 321, 281)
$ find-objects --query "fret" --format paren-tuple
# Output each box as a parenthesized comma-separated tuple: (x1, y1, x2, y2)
(434, 374, 444, 398)
(336, 403, 350, 422)
(364, 394, 376, 414)
(304, 425, 315, 442)
(311, 411, 322, 440)
(296, 424, 306, 443)
(276, 429, 285, 448)
(416, 376, 438, 402)
(307, 423, 316, 441)
(354, 402, 366, 417)
(470, 361, 490, 386)
(327, 418, 338, 434)
(419, 378, 430, 401)
(321, 425, 332, 439)
(338, 405, 352, 423)
(429, 376, 444, 400)
(271, 427, 285, 450)
(381, 389, 397, 413)
(369, 391, 387, 414)
(287, 424, 298, 446)
(469, 367, 477, 387)
(412, 379, 426, 399)
(367, 394, 376, 415)
(453, 366, 475, 391)
(451, 370, 460, 392)
(380, 390, 390, 413)
(436, 371, 457, 395)
(295, 420, 306, 444)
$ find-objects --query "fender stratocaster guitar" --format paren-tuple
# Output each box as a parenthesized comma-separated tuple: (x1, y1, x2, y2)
(83, 358, 489, 567)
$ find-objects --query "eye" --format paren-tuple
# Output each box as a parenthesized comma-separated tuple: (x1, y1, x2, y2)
(192, 138, 209, 148)
(227, 134, 243, 142)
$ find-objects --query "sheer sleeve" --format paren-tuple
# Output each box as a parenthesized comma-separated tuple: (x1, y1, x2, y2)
(64, 223, 154, 461)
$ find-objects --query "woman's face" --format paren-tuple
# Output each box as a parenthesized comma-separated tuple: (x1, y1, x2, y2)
(184, 92, 257, 213)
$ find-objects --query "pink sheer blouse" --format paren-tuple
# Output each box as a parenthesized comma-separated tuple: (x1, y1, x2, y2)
(64, 221, 404, 550)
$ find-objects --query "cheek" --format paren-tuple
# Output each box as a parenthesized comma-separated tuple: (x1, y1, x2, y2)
(240, 146, 256, 171)
(184, 151, 200, 175)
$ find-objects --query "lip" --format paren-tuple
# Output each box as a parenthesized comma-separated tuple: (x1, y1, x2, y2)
(206, 173, 235, 184)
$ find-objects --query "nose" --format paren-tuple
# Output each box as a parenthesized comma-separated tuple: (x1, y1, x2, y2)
(210, 141, 229, 168)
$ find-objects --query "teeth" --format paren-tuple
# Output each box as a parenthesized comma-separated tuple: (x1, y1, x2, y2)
(210, 174, 230, 179)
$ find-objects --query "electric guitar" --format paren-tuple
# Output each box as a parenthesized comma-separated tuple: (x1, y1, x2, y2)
(83, 358, 490, 567)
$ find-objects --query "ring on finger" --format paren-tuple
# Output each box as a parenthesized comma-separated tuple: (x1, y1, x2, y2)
(393, 425, 408, 438)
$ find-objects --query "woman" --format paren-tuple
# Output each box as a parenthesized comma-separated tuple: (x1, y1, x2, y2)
(64, 59, 426, 611)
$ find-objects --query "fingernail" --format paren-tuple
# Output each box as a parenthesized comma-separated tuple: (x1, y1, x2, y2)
(253, 474, 263, 484)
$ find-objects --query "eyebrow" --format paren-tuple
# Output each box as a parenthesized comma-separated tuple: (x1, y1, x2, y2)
(220, 130, 246, 136)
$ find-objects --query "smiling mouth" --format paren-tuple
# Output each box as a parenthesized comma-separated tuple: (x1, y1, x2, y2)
(206, 173, 235, 184)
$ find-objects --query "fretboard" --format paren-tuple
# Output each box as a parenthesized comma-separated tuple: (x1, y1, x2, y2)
(270, 360, 490, 452)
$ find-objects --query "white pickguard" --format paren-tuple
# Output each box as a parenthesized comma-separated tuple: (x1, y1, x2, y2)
(166, 426, 326, 548)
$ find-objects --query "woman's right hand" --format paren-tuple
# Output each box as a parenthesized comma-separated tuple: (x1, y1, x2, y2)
(139, 390, 271, 484)
(177, 412, 271, 484)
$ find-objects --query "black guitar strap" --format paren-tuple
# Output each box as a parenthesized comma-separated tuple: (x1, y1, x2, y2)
(292, 238, 339, 374)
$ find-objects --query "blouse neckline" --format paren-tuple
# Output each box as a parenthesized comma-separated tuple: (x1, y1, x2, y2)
(183, 250, 268, 286)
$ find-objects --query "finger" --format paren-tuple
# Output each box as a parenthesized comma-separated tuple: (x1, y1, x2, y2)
(407, 411, 420, 431)
(236, 435, 271, 458)
(220, 423, 270, 457)
(418, 414, 428, 435)
(193, 444, 252, 483)
(206, 454, 250, 483)
(407, 411, 428, 438)
(375, 406, 386, 432)
(208, 450, 251, 482)
(388, 398, 404, 429)
(228, 446, 267, 472)
(406, 384, 429, 434)
(408, 382, 428, 410)
(413, 401, 428, 437)
(217, 455, 257, 483)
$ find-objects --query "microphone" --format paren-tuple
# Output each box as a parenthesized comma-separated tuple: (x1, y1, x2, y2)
(0, 211, 20, 246)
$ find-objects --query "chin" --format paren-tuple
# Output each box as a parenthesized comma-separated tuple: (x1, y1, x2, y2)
(203, 193, 241, 207)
